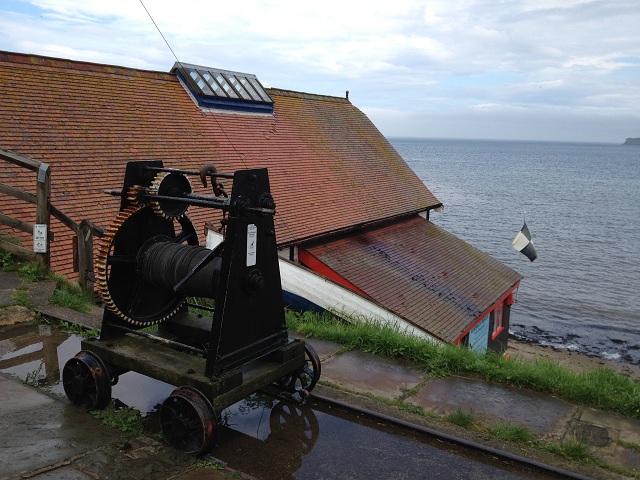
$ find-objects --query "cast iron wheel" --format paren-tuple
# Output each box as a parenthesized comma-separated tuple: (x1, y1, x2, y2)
(277, 343, 321, 395)
(159, 386, 217, 455)
(62, 351, 112, 411)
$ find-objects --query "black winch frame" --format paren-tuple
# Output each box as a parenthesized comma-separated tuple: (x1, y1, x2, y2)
(62, 160, 320, 454)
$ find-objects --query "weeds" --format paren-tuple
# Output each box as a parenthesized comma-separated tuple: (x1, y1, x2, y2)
(542, 440, 596, 463)
(0, 249, 17, 270)
(487, 421, 536, 443)
(13, 285, 35, 309)
(57, 320, 100, 338)
(617, 439, 640, 452)
(91, 404, 144, 436)
(196, 459, 226, 471)
(24, 361, 45, 387)
(17, 262, 49, 282)
(445, 408, 478, 429)
(50, 278, 94, 313)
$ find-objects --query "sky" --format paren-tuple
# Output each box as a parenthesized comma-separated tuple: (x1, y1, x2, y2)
(0, 0, 638, 143)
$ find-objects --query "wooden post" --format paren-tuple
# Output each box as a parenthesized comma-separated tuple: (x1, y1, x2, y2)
(35, 162, 51, 267)
(77, 220, 95, 294)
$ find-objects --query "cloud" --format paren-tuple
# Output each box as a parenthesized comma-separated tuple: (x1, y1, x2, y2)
(0, 0, 638, 142)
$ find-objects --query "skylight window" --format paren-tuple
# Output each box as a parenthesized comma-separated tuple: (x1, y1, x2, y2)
(173, 62, 273, 114)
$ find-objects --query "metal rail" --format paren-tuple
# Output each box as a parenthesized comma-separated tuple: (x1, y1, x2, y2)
(310, 392, 596, 480)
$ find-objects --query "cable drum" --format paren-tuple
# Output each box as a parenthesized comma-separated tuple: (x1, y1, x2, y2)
(141, 242, 221, 298)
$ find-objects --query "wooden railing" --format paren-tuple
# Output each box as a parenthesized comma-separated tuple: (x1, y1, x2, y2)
(0, 148, 102, 293)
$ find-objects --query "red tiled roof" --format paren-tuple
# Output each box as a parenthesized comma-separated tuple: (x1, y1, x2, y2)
(0, 51, 441, 278)
(302, 216, 522, 342)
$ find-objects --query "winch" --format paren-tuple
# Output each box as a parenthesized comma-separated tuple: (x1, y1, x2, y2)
(62, 160, 320, 454)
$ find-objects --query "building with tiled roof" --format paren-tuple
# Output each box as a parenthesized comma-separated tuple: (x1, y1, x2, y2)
(0, 50, 521, 353)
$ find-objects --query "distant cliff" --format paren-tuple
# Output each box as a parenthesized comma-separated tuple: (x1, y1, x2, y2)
(623, 137, 640, 145)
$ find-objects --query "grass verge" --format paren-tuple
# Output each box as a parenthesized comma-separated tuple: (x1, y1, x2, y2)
(50, 277, 94, 313)
(286, 310, 640, 419)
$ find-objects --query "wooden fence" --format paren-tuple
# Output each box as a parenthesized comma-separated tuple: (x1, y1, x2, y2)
(0, 148, 102, 292)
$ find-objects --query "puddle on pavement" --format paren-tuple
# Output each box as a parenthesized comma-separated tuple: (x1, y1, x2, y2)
(1, 323, 558, 480)
(0, 323, 175, 414)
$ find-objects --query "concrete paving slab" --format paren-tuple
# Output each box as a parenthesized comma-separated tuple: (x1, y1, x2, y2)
(72, 437, 197, 480)
(574, 421, 612, 447)
(320, 350, 423, 399)
(616, 447, 640, 472)
(0, 271, 22, 306)
(0, 305, 33, 326)
(0, 373, 56, 416)
(0, 377, 121, 480)
(579, 407, 640, 444)
(407, 376, 577, 436)
(27, 279, 57, 307)
(29, 465, 98, 479)
(290, 333, 343, 360)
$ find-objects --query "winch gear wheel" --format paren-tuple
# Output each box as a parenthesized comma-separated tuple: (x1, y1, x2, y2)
(95, 204, 199, 326)
(147, 172, 192, 219)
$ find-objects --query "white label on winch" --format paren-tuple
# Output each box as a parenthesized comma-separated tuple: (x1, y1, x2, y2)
(246, 224, 257, 266)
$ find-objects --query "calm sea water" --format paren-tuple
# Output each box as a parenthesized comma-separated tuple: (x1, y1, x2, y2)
(390, 138, 640, 365)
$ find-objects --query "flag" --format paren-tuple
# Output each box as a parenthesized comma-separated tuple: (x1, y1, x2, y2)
(512, 222, 537, 262)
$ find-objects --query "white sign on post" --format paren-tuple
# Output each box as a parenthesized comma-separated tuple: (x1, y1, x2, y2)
(246, 224, 257, 266)
(33, 224, 47, 253)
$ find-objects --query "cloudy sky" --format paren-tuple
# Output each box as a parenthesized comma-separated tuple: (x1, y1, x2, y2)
(1, 0, 638, 142)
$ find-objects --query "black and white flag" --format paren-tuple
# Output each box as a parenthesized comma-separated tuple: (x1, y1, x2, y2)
(512, 222, 537, 262)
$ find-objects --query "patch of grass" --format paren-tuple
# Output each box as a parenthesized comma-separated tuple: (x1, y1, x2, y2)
(487, 421, 536, 443)
(17, 262, 49, 282)
(57, 320, 100, 339)
(285, 310, 640, 418)
(13, 284, 35, 309)
(50, 278, 94, 313)
(599, 462, 640, 479)
(541, 440, 596, 463)
(0, 249, 17, 271)
(196, 459, 225, 471)
(445, 408, 478, 429)
(617, 439, 640, 452)
(91, 404, 144, 436)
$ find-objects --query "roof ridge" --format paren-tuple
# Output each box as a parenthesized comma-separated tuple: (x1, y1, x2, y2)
(0, 50, 171, 81)
(267, 88, 350, 103)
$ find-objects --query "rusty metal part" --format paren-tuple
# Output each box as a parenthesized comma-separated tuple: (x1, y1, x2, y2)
(159, 386, 218, 455)
(199, 162, 227, 197)
(62, 350, 112, 411)
(95, 205, 198, 326)
(199, 163, 217, 188)
(126, 185, 149, 207)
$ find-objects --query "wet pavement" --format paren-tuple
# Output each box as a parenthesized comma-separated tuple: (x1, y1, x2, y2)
(1, 270, 640, 479)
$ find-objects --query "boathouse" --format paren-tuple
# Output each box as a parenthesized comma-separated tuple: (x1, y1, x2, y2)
(0, 51, 521, 354)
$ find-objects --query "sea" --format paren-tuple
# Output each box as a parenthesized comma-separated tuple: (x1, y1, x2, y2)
(389, 138, 640, 365)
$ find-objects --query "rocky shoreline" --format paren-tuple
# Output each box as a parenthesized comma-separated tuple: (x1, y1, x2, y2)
(507, 336, 640, 381)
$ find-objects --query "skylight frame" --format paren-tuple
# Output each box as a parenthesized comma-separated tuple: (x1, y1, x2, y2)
(173, 62, 273, 114)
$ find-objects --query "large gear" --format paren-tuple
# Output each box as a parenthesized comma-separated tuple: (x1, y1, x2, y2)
(95, 203, 199, 326)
